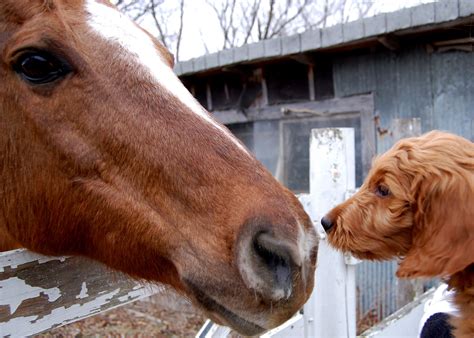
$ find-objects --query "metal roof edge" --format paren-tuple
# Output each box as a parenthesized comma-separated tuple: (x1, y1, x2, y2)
(175, 0, 473, 76)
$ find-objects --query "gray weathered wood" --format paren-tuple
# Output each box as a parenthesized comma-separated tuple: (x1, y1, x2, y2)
(333, 44, 474, 152)
(0, 249, 160, 337)
(214, 94, 374, 122)
(213, 94, 376, 180)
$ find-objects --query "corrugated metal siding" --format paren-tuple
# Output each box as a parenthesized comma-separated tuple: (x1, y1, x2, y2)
(431, 51, 474, 140)
(356, 261, 398, 330)
(333, 46, 474, 153)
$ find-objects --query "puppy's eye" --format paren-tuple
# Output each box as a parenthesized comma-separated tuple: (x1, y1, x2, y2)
(375, 184, 390, 197)
(13, 50, 71, 85)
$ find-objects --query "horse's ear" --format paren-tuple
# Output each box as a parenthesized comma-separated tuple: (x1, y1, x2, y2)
(156, 43, 175, 68)
(397, 174, 474, 278)
(168, 51, 175, 68)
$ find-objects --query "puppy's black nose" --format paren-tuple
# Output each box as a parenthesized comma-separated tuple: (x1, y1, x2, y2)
(321, 216, 334, 232)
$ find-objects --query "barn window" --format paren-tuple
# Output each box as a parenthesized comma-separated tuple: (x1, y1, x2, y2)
(228, 116, 364, 194)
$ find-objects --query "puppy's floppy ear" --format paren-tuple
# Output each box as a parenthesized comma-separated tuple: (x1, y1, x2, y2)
(397, 172, 474, 278)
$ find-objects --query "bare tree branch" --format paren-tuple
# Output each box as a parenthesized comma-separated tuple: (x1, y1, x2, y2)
(175, 0, 185, 61)
(149, 0, 168, 49)
(241, 0, 261, 44)
(262, 0, 275, 40)
(112, 0, 185, 61)
(267, 0, 311, 38)
(114, 0, 378, 60)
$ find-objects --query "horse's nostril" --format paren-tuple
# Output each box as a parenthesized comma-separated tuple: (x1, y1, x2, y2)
(321, 216, 334, 232)
(253, 232, 293, 298)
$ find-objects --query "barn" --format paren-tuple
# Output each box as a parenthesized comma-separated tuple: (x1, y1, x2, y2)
(175, 0, 474, 330)
(2, 2, 473, 336)
(175, 0, 474, 192)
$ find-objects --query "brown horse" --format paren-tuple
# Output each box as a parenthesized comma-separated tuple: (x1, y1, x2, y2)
(0, 0, 317, 335)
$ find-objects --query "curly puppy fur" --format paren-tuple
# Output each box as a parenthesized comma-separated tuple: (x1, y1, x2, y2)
(323, 131, 473, 337)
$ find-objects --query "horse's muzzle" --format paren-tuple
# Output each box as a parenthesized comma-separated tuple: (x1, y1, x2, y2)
(236, 219, 316, 304)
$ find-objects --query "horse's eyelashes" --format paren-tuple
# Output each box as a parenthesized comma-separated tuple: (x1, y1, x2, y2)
(13, 50, 71, 85)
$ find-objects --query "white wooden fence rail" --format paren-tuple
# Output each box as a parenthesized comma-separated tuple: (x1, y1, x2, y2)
(0, 250, 160, 337)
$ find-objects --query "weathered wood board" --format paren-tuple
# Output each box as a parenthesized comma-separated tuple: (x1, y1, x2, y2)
(0, 249, 161, 337)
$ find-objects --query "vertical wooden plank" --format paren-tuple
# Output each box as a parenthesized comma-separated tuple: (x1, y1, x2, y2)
(206, 82, 213, 111)
(304, 128, 356, 338)
(255, 68, 269, 107)
(308, 65, 315, 101)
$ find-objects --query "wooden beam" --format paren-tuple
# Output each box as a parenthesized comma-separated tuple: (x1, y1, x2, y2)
(206, 82, 213, 111)
(433, 37, 474, 47)
(377, 35, 401, 51)
(289, 54, 315, 66)
(0, 249, 160, 336)
(254, 68, 268, 106)
(215, 94, 373, 122)
(308, 65, 315, 101)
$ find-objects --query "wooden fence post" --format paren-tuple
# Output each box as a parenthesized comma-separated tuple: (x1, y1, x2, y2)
(304, 128, 357, 338)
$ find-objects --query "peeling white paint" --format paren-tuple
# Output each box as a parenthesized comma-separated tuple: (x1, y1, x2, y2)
(0, 249, 67, 272)
(0, 249, 160, 337)
(118, 287, 148, 302)
(0, 277, 61, 314)
(76, 282, 89, 299)
(125, 284, 163, 299)
(1, 288, 120, 337)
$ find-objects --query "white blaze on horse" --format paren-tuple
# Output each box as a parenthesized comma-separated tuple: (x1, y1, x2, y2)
(0, 0, 318, 335)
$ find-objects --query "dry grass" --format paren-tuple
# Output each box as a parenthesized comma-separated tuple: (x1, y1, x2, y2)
(35, 291, 206, 338)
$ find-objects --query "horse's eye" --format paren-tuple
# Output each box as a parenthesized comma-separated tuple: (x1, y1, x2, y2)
(13, 51, 71, 85)
(375, 184, 390, 197)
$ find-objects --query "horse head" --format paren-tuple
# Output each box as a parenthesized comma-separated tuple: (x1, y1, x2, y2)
(0, 1, 318, 334)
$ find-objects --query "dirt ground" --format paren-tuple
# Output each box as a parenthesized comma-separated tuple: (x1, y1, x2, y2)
(36, 291, 207, 337)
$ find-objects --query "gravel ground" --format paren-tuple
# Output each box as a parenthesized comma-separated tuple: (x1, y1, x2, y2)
(36, 291, 207, 337)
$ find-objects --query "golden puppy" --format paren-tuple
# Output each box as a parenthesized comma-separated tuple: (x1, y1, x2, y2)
(321, 131, 473, 337)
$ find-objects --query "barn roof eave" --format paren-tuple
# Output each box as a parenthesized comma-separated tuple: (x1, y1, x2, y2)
(174, 0, 474, 76)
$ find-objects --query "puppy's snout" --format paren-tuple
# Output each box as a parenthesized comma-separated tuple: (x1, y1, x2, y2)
(321, 216, 334, 232)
